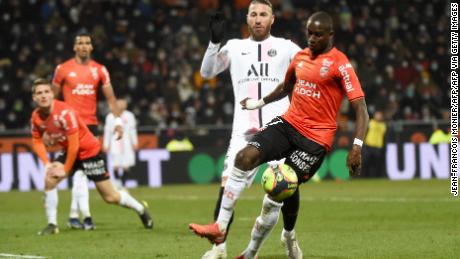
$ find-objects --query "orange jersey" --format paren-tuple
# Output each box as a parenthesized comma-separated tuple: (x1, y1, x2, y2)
(282, 47, 364, 151)
(31, 100, 101, 159)
(52, 58, 111, 125)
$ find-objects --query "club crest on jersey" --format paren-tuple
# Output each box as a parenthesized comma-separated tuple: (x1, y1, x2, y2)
(320, 58, 333, 77)
(267, 49, 277, 57)
(89, 67, 99, 80)
(53, 115, 61, 127)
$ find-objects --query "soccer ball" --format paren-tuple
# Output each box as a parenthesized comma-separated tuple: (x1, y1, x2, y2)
(261, 164, 298, 202)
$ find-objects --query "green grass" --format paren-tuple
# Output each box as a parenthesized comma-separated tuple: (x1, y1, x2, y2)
(0, 179, 459, 258)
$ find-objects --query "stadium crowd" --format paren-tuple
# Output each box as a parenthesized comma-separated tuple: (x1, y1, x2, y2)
(0, 0, 450, 131)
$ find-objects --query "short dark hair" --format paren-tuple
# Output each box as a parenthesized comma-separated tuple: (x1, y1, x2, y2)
(250, 0, 273, 13)
(74, 32, 92, 44)
(32, 78, 51, 94)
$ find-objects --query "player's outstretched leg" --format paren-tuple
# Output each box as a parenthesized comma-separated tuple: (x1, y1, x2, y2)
(201, 186, 233, 259)
(190, 146, 261, 244)
(238, 194, 283, 258)
(95, 179, 153, 229)
(281, 189, 302, 259)
(189, 167, 247, 244)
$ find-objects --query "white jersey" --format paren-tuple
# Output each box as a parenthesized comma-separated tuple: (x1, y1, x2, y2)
(201, 35, 301, 138)
(103, 111, 138, 168)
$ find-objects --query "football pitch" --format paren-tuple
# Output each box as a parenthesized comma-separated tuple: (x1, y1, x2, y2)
(0, 179, 458, 259)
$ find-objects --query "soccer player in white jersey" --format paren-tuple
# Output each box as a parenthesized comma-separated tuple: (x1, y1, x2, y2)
(189, 1, 300, 258)
(103, 99, 138, 188)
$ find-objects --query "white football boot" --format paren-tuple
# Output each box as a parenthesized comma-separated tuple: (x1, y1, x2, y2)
(201, 244, 227, 259)
(281, 229, 303, 259)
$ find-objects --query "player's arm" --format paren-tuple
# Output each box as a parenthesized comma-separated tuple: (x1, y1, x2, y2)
(102, 115, 112, 153)
(62, 132, 79, 175)
(346, 98, 369, 176)
(32, 136, 50, 166)
(102, 83, 123, 139)
(51, 65, 64, 98)
(102, 83, 120, 116)
(200, 12, 230, 78)
(130, 114, 138, 150)
(241, 60, 297, 110)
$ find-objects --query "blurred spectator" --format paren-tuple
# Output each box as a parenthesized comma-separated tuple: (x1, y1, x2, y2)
(165, 129, 194, 151)
(363, 111, 387, 178)
(429, 125, 451, 144)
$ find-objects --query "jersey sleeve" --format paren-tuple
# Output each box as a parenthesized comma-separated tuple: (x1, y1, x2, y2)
(200, 41, 231, 78)
(335, 55, 364, 101)
(52, 64, 64, 87)
(100, 65, 111, 88)
(30, 114, 42, 138)
(288, 41, 302, 60)
(283, 54, 299, 87)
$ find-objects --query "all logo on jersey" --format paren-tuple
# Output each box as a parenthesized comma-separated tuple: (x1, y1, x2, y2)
(69, 72, 77, 77)
(267, 49, 277, 57)
(247, 63, 269, 77)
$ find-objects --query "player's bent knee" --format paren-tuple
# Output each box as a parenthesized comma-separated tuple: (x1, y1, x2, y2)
(235, 146, 261, 171)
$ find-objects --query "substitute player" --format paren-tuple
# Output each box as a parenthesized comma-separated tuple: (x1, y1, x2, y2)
(189, 1, 300, 258)
(30, 79, 152, 235)
(191, 12, 369, 259)
(103, 99, 138, 188)
(52, 33, 123, 230)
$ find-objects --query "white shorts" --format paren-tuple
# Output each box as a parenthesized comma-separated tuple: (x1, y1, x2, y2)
(221, 135, 284, 187)
(109, 151, 135, 169)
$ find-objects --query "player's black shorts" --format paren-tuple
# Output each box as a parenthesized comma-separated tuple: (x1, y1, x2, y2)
(55, 152, 110, 182)
(87, 125, 99, 137)
(248, 116, 327, 183)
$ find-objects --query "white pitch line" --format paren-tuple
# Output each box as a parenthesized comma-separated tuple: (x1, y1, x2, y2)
(0, 253, 47, 259)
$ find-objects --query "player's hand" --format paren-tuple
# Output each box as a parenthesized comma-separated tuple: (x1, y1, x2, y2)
(240, 97, 265, 110)
(346, 145, 362, 176)
(46, 162, 66, 179)
(209, 11, 225, 43)
(114, 125, 124, 140)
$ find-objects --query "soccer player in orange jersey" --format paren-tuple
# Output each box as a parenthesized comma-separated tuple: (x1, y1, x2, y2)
(30, 79, 152, 235)
(52, 33, 123, 230)
(190, 12, 369, 258)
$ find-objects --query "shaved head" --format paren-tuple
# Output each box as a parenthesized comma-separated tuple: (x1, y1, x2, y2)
(307, 12, 333, 33)
(306, 11, 334, 55)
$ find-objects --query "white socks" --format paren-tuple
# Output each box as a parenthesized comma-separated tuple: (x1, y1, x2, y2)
(70, 170, 91, 218)
(119, 190, 144, 214)
(217, 167, 247, 232)
(44, 189, 58, 225)
(245, 194, 283, 255)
